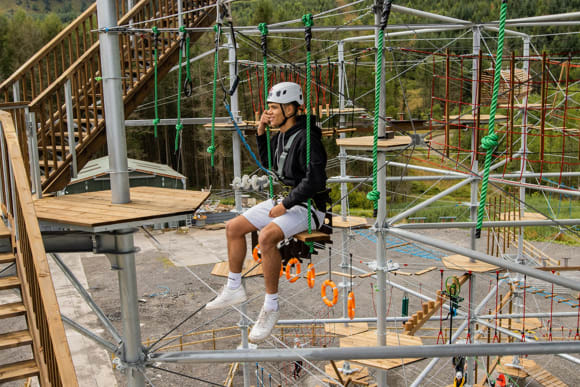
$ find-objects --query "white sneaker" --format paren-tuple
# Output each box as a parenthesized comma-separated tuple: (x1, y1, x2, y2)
(206, 286, 247, 310)
(249, 307, 280, 343)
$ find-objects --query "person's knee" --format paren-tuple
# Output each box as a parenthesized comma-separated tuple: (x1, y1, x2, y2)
(226, 218, 246, 240)
(258, 226, 283, 250)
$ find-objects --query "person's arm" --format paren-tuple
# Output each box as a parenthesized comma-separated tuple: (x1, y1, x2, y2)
(282, 134, 326, 209)
(256, 110, 274, 167)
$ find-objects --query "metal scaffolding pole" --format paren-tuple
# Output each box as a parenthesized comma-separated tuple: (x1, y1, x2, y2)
(228, 32, 243, 214)
(149, 341, 580, 364)
(387, 228, 580, 292)
(395, 218, 580, 229)
(97, 1, 142, 386)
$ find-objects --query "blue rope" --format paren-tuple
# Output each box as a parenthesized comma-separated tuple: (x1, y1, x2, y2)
(224, 103, 272, 175)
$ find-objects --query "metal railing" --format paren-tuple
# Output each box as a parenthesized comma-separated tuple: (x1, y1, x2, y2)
(0, 110, 78, 386)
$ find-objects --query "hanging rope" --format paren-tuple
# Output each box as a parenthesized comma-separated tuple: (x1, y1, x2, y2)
(152, 26, 160, 138)
(184, 29, 193, 97)
(303, 13, 314, 252)
(258, 23, 274, 199)
(466, 271, 472, 344)
(549, 270, 555, 341)
(437, 269, 444, 344)
(521, 274, 527, 342)
(367, 0, 392, 210)
(475, 0, 508, 238)
(174, 25, 187, 151)
(208, 24, 221, 166)
(575, 292, 580, 341)
(493, 271, 499, 343)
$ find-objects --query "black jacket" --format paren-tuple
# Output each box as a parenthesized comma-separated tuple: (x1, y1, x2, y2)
(257, 115, 328, 210)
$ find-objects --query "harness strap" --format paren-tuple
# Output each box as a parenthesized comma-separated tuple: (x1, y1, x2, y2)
(276, 130, 301, 179)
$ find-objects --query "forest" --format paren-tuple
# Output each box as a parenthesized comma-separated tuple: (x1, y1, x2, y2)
(1, 0, 579, 220)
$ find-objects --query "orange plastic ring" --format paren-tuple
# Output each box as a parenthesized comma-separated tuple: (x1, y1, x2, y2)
(252, 244, 261, 263)
(306, 264, 315, 288)
(347, 291, 356, 319)
(285, 258, 301, 283)
(321, 279, 339, 307)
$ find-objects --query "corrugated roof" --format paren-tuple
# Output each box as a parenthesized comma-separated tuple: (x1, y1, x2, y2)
(70, 156, 186, 184)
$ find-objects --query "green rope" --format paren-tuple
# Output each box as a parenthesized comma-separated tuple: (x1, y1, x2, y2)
(476, 0, 508, 238)
(208, 24, 220, 166)
(185, 33, 192, 85)
(258, 23, 274, 199)
(152, 26, 160, 138)
(303, 13, 314, 252)
(175, 25, 186, 151)
(367, 1, 392, 209)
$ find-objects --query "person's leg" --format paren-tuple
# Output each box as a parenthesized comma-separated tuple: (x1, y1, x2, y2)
(225, 215, 258, 273)
(206, 215, 258, 310)
(257, 222, 285, 295)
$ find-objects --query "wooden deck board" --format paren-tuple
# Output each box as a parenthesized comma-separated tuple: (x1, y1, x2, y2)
(336, 136, 413, 151)
(0, 359, 39, 383)
(442, 254, 499, 273)
(0, 222, 10, 239)
(340, 331, 423, 370)
(33, 187, 210, 228)
(332, 216, 370, 229)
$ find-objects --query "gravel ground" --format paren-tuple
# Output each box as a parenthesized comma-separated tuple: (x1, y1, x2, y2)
(68, 224, 580, 386)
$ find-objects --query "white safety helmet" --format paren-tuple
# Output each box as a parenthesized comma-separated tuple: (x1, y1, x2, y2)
(267, 82, 303, 105)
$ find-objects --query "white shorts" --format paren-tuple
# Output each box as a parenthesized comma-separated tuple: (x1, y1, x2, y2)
(242, 199, 325, 240)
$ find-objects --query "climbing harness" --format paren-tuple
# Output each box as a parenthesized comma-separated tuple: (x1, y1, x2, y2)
(322, 279, 339, 307)
(452, 356, 466, 387)
(275, 130, 301, 180)
(183, 28, 193, 97)
(443, 275, 463, 344)
(285, 258, 301, 283)
(476, 0, 508, 238)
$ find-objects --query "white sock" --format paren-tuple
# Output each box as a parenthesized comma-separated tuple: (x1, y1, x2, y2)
(226, 272, 242, 290)
(263, 293, 279, 312)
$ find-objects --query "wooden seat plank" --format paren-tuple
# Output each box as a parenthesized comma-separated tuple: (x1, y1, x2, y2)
(0, 359, 39, 383)
(294, 231, 331, 243)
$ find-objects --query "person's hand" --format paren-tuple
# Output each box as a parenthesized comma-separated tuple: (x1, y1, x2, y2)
(268, 203, 287, 218)
(257, 110, 273, 135)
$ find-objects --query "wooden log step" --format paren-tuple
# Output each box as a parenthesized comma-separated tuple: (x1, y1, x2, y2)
(0, 253, 15, 264)
(0, 276, 20, 290)
(0, 302, 26, 319)
(0, 359, 39, 383)
(0, 330, 33, 350)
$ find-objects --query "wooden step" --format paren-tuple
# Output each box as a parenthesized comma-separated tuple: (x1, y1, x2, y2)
(0, 276, 20, 290)
(0, 330, 33, 350)
(0, 359, 39, 383)
(0, 302, 26, 319)
(0, 253, 14, 265)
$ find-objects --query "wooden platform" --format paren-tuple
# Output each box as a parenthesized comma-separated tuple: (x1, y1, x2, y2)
(336, 136, 413, 151)
(202, 122, 254, 131)
(211, 258, 264, 278)
(33, 187, 209, 231)
(332, 216, 370, 229)
(324, 361, 371, 386)
(325, 322, 369, 337)
(496, 356, 533, 378)
(441, 254, 499, 273)
(339, 331, 423, 370)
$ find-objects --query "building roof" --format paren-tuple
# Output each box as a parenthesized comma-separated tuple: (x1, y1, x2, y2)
(69, 156, 186, 184)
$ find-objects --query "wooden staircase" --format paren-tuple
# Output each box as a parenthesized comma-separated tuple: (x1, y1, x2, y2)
(0, 0, 217, 194)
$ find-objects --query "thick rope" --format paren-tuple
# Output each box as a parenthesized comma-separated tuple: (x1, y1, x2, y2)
(184, 31, 193, 97)
(303, 13, 314, 250)
(475, 0, 508, 238)
(258, 23, 274, 199)
(208, 24, 220, 166)
(367, 0, 392, 209)
(152, 27, 160, 138)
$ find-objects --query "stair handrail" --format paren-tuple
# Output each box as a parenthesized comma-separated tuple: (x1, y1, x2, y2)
(0, 4, 98, 99)
(28, 0, 154, 111)
(0, 110, 78, 386)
